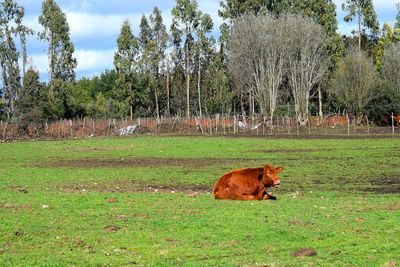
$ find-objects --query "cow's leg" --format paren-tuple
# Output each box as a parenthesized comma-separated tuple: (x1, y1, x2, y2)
(239, 194, 256, 200)
(262, 192, 277, 200)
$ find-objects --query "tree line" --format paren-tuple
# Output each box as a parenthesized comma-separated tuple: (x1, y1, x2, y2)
(1, 0, 400, 134)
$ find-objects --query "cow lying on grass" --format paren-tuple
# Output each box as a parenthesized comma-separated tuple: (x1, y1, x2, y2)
(213, 164, 283, 200)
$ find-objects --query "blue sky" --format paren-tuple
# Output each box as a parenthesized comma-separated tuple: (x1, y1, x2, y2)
(19, 0, 399, 81)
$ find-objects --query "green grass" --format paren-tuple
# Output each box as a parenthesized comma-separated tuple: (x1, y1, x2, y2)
(1, 136, 399, 266)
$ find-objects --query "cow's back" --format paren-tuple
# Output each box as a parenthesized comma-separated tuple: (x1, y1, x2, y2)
(213, 168, 263, 199)
(213, 171, 234, 199)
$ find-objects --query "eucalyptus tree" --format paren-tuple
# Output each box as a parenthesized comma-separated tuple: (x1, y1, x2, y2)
(172, 0, 200, 118)
(0, 0, 30, 119)
(194, 12, 213, 118)
(138, 9, 168, 119)
(168, 21, 184, 115)
(114, 19, 138, 119)
(342, 0, 379, 54)
(38, 0, 76, 118)
(38, 0, 76, 85)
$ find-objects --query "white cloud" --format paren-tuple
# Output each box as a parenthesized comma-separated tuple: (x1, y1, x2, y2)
(66, 12, 136, 39)
(75, 49, 114, 71)
(29, 54, 48, 74)
(29, 49, 115, 76)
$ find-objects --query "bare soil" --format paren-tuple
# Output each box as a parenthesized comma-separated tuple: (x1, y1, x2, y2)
(37, 157, 264, 169)
(365, 174, 400, 194)
(51, 180, 212, 194)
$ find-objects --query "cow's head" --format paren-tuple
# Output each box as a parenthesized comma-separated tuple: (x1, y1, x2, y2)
(263, 164, 283, 187)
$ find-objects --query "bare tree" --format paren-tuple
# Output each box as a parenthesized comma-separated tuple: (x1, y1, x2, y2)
(330, 47, 378, 122)
(228, 13, 287, 121)
(381, 44, 400, 93)
(285, 14, 329, 126)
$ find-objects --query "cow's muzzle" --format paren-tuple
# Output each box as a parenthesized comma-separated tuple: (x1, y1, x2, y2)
(273, 180, 280, 186)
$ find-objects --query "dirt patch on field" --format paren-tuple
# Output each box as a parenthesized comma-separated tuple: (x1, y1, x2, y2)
(58, 146, 133, 153)
(37, 157, 264, 169)
(54, 180, 212, 194)
(0, 203, 32, 210)
(254, 148, 332, 154)
(365, 174, 400, 194)
(223, 133, 399, 140)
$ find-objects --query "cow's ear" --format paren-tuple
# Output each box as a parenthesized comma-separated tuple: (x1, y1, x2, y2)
(264, 164, 273, 173)
(276, 166, 283, 173)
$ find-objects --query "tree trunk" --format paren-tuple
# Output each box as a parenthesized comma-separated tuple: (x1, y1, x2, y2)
(166, 65, 170, 116)
(185, 25, 190, 118)
(358, 9, 361, 55)
(197, 56, 203, 118)
(130, 105, 133, 121)
(318, 86, 323, 118)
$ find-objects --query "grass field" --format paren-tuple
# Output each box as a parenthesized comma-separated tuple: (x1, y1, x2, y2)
(1, 135, 399, 266)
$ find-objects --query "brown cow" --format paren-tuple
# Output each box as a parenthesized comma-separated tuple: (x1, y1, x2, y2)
(394, 115, 400, 124)
(213, 164, 283, 200)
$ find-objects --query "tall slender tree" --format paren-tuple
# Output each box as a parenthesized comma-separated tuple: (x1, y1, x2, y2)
(0, 0, 29, 119)
(172, 0, 200, 118)
(113, 19, 138, 119)
(38, 0, 76, 84)
(150, 7, 168, 120)
(38, 0, 77, 118)
(342, 0, 379, 54)
(195, 12, 213, 118)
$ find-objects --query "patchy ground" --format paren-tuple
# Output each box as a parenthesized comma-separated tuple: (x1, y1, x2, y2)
(36, 157, 261, 169)
(48, 180, 211, 194)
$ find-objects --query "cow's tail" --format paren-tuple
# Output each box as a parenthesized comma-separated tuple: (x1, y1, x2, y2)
(213, 172, 232, 199)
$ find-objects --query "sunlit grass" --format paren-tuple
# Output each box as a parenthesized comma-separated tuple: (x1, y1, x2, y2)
(0, 136, 399, 266)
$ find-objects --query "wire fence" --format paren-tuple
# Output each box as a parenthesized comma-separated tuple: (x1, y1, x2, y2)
(0, 114, 399, 141)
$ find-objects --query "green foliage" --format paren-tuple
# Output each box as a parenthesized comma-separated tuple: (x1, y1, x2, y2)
(365, 83, 400, 125)
(172, 0, 201, 117)
(375, 23, 400, 70)
(15, 68, 50, 135)
(0, 0, 26, 119)
(330, 48, 379, 117)
(38, 0, 77, 83)
(113, 20, 139, 118)
(342, 0, 379, 35)
(0, 98, 7, 120)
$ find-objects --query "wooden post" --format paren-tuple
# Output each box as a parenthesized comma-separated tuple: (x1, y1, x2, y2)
(347, 113, 350, 135)
(392, 112, 395, 135)
(287, 116, 291, 135)
(69, 119, 73, 137)
(233, 115, 236, 134)
(366, 116, 370, 135)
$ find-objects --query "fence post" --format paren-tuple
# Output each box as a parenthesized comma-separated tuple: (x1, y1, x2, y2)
(347, 114, 350, 135)
(233, 115, 236, 134)
(69, 119, 73, 137)
(392, 112, 395, 135)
